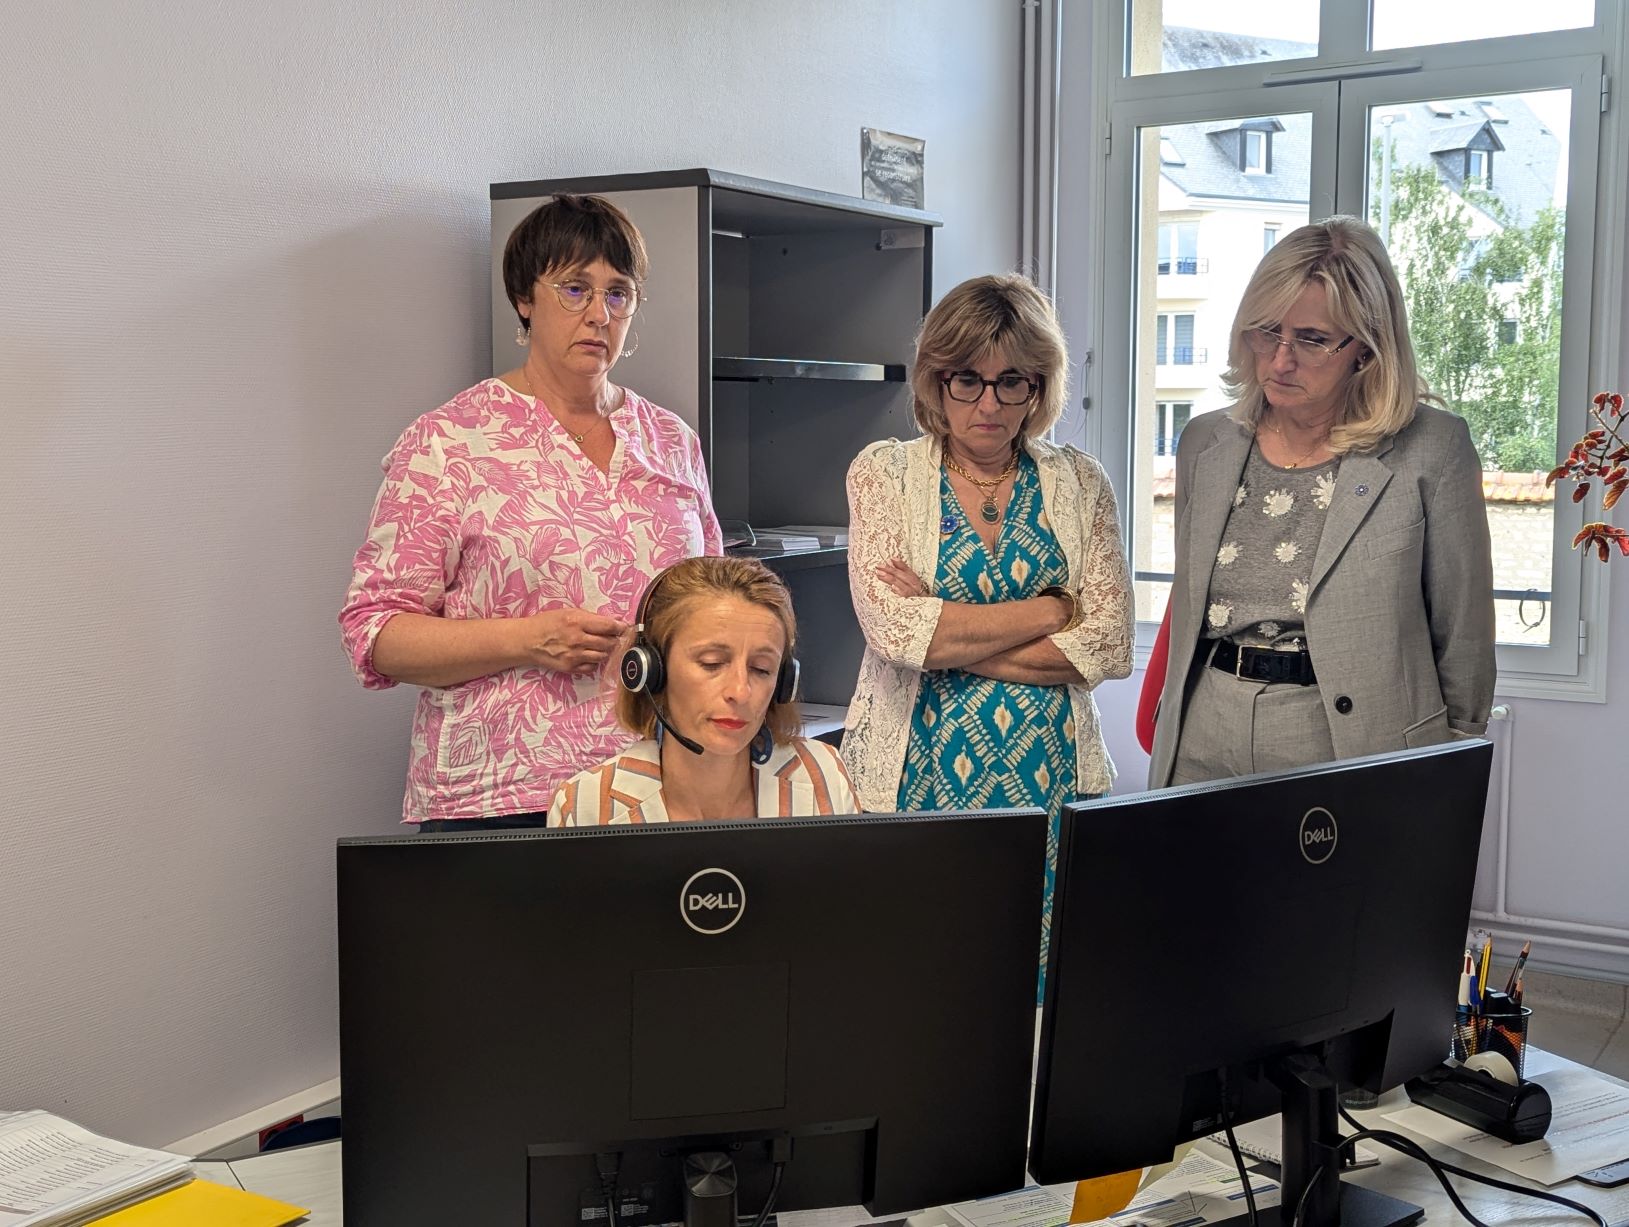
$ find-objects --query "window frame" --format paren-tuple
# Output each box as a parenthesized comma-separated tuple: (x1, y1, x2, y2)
(1056, 0, 1627, 702)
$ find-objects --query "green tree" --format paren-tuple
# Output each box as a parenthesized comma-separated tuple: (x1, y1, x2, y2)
(1370, 146, 1563, 472)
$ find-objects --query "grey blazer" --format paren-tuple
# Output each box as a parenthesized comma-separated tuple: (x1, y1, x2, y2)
(1147, 405, 1496, 789)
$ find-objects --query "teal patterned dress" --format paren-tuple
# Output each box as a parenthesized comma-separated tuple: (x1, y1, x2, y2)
(896, 452, 1076, 1002)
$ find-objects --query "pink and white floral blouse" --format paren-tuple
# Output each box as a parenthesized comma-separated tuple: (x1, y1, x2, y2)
(339, 378, 723, 823)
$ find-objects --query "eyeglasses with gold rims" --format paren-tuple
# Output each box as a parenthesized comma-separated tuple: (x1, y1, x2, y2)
(544, 279, 641, 319)
(941, 371, 1041, 406)
(1244, 327, 1356, 369)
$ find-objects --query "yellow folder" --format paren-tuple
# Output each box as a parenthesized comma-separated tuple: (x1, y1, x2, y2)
(88, 1178, 306, 1226)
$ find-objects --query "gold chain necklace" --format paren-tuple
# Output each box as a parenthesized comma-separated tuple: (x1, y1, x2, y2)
(1262, 413, 1332, 469)
(944, 451, 1019, 524)
(517, 370, 611, 445)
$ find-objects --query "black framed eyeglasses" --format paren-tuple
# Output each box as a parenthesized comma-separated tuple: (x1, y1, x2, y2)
(545, 279, 640, 319)
(941, 371, 1040, 406)
(1244, 327, 1355, 368)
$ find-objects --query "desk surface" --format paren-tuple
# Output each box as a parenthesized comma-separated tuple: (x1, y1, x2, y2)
(197, 1048, 1628, 1227)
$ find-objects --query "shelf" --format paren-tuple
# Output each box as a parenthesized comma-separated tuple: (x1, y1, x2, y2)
(726, 545, 849, 573)
(713, 357, 907, 383)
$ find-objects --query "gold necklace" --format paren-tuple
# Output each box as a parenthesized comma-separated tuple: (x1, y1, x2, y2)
(517, 370, 611, 445)
(1262, 414, 1332, 469)
(944, 451, 1019, 524)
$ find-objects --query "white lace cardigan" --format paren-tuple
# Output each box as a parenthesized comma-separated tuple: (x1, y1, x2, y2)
(841, 434, 1135, 812)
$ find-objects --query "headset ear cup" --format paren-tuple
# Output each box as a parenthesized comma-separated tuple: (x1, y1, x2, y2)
(775, 656, 801, 706)
(620, 643, 665, 695)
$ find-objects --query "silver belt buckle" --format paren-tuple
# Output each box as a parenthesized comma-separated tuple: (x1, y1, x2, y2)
(1234, 644, 1247, 679)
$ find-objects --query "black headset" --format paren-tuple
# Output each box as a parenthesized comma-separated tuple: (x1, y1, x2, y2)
(619, 564, 801, 706)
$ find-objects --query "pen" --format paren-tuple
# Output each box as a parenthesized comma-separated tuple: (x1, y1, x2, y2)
(1504, 940, 1532, 997)
(1512, 974, 1524, 1009)
(1457, 950, 1474, 1018)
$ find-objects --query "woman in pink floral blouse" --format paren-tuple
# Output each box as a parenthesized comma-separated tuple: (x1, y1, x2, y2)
(340, 195, 722, 829)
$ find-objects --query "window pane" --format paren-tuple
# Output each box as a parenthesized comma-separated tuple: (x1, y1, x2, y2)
(1131, 113, 1312, 624)
(1128, 1, 1317, 77)
(1367, 91, 1569, 647)
(1372, 1, 1594, 51)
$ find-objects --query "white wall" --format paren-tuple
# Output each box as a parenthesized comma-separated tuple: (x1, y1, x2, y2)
(0, 0, 1021, 1146)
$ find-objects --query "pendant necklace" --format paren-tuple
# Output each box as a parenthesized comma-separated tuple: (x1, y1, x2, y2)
(517, 369, 610, 444)
(1262, 413, 1331, 469)
(945, 452, 1019, 524)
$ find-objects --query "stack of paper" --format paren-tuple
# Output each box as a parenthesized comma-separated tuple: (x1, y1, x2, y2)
(0, 1110, 193, 1227)
(762, 525, 850, 547)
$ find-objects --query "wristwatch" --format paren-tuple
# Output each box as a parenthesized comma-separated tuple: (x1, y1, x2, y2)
(1038, 584, 1083, 632)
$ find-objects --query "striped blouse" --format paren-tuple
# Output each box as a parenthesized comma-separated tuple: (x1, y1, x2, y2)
(546, 737, 859, 826)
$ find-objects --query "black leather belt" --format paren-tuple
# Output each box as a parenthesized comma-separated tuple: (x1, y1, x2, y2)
(1209, 639, 1318, 685)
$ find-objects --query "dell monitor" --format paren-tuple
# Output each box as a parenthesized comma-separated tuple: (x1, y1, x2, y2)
(1030, 741, 1494, 1227)
(338, 809, 1048, 1226)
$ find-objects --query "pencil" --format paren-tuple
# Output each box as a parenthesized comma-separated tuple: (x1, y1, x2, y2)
(1504, 940, 1532, 996)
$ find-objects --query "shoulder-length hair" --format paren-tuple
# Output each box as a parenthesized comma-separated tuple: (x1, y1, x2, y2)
(617, 555, 801, 746)
(1223, 215, 1434, 454)
(502, 194, 649, 330)
(910, 274, 1070, 445)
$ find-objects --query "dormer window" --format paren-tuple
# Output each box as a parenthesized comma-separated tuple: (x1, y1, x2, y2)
(1244, 128, 1268, 173)
(1466, 148, 1491, 185)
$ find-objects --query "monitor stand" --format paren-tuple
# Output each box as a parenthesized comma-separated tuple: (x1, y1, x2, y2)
(1213, 1054, 1423, 1227)
(682, 1150, 739, 1226)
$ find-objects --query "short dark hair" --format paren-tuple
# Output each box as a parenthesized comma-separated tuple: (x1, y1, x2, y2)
(502, 195, 649, 328)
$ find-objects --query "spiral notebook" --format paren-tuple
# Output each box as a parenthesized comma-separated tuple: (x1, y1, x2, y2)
(1208, 1116, 1380, 1171)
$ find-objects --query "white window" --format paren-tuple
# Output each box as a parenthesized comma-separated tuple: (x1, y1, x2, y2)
(1155, 401, 1193, 456)
(1059, 2, 1624, 697)
(1243, 128, 1268, 173)
(1158, 222, 1200, 274)
(1156, 313, 1197, 365)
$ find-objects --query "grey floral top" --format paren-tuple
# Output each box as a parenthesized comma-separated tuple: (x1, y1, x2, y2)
(1203, 445, 1340, 648)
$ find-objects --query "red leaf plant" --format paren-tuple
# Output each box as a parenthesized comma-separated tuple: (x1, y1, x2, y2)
(1546, 392, 1629, 561)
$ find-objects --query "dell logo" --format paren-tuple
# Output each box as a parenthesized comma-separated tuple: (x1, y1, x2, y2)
(680, 868, 746, 935)
(1299, 807, 1338, 865)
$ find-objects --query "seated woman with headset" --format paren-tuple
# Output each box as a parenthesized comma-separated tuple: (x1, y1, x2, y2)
(547, 555, 859, 825)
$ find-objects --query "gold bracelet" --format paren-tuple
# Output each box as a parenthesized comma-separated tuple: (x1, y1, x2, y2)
(1038, 584, 1082, 633)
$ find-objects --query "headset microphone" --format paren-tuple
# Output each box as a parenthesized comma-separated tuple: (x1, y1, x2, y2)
(652, 706, 705, 757)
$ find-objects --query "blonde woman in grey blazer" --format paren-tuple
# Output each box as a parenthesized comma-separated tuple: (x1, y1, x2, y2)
(1148, 217, 1495, 790)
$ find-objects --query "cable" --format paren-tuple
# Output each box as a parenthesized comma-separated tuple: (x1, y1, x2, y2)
(1216, 1071, 1260, 1227)
(1288, 1162, 1327, 1227)
(595, 1151, 621, 1227)
(748, 1160, 786, 1227)
(1334, 1109, 1606, 1227)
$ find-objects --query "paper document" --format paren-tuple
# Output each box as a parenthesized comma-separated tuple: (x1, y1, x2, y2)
(1206, 1116, 1380, 1169)
(1469, 1178, 1629, 1227)
(945, 1183, 1076, 1227)
(1073, 1152, 1279, 1227)
(0, 1111, 191, 1227)
(780, 1210, 912, 1227)
(1384, 1067, 1629, 1185)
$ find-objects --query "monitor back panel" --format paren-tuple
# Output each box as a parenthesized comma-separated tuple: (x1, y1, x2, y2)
(1031, 742, 1493, 1182)
(339, 811, 1046, 1225)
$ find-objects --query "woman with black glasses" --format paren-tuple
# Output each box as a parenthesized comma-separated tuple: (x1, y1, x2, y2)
(842, 273, 1133, 998)
(339, 195, 721, 829)
(1146, 216, 1495, 789)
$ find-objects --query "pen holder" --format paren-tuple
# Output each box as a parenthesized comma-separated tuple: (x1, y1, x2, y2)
(1451, 1006, 1532, 1080)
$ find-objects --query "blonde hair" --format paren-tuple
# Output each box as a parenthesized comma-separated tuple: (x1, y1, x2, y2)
(617, 556, 801, 745)
(1223, 216, 1434, 454)
(910, 274, 1069, 444)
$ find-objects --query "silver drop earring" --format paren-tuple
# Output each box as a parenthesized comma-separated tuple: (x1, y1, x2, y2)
(515, 323, 529, 348)
(620, 331, 639, 359)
